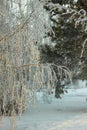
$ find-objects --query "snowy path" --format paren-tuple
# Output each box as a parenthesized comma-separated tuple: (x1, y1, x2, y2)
(0, 88, 87, 130)
(17, 116, 87, 130)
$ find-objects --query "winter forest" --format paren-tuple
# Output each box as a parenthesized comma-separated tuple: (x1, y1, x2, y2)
(0, 0, 87, 130)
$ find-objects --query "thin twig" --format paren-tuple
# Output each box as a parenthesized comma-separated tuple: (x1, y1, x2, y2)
(0, 11, 34, 43)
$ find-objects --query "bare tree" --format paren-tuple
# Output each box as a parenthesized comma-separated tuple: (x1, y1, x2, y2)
(0, 0, 71, 120)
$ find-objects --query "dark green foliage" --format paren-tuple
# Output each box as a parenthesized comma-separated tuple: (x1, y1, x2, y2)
(55, 81, 64, 98)
(77, 0, 87, 11)
(40, 0, 87, 98)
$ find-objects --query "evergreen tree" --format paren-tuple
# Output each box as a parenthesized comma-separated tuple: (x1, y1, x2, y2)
(40, 0, 87, 97)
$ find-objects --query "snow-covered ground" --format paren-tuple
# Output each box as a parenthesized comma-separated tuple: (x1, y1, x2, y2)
(0, 88, 87, 130)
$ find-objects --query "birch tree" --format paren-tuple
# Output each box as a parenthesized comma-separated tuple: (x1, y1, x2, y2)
(0, 0, 72, 120)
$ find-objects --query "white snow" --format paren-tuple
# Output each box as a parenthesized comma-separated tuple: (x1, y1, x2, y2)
(0, 88, 87, 130)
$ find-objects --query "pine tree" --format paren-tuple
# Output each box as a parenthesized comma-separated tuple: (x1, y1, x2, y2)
(40, 0, 87, 97)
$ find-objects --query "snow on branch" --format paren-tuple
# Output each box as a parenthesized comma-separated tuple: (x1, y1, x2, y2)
(80, 39, 87, 58)
(69, 8, 87, 59)
(0, 11, 34, 42)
